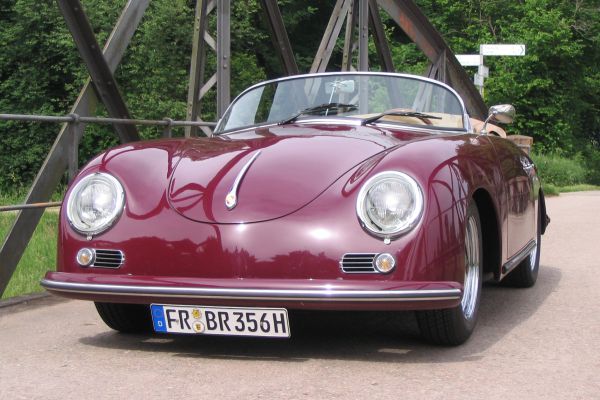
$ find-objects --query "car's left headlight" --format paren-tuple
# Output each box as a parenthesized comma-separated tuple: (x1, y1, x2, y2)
(356, 171, 423, 237)
(66, 172, 125, 236)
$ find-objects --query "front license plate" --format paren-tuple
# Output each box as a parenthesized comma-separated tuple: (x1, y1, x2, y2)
(150, 304, 290, 338)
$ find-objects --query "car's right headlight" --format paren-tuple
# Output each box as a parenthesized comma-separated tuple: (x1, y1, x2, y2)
(356, 171, 423, 238)
(66, 172, 125, 236)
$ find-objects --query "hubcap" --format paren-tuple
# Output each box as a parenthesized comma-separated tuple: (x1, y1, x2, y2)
(461, 214, 480, 320)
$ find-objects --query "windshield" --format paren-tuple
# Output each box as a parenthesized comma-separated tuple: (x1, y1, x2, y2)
(216, 73, 466, 133)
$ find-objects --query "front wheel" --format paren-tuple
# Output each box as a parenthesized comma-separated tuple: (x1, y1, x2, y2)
(95, 302, 153, 333)
(416, 202, 483, 346)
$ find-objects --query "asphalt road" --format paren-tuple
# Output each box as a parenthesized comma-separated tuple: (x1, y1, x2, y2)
(1, 192, 599, 400)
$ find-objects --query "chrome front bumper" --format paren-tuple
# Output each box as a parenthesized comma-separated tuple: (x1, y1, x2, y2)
(41, 272, 462, 310)
(41, 278, 462, 302)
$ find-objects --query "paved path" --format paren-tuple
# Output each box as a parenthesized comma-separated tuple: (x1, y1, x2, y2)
(1, 192, 599, 400)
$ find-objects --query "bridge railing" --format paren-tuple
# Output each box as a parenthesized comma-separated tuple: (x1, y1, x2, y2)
(0, 113, 216, 213)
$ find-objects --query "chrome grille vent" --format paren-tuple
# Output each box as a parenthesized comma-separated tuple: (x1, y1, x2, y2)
(340, 253, 377, 273)
(92, 249, 124, 268)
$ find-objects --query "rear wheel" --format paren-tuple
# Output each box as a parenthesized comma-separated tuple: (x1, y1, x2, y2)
(417, 202, 483, 346)
(95, 302, 153, 333)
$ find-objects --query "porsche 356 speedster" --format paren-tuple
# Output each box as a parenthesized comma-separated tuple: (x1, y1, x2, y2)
(42, 72, 548, 345)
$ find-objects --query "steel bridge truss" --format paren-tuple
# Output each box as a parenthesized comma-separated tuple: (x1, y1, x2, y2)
(0, 0, 487, 296)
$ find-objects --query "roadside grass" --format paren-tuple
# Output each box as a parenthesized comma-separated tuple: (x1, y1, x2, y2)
(0, 211, 58, 299)
(542, 183, 600, 197)
(542, 183, 560, 196)
(1, 189, 61, 299)
(556, 184, 600, 193)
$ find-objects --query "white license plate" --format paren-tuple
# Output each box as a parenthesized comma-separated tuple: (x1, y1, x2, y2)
(150, 304, 290, 338)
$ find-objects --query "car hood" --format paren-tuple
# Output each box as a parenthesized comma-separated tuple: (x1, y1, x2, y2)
(168, 124, 423, 223)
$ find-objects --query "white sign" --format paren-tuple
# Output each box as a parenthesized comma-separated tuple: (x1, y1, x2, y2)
(480, 44, 526, 56)
(456, 54, 481, 67)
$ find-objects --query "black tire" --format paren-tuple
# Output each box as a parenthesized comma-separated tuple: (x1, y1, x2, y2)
(416, 202, 483, 346)
(95, 302, 153, 333)
(502, 200, 542, 288)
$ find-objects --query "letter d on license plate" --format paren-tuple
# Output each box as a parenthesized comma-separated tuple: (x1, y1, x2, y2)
(150, 304, 290, 338)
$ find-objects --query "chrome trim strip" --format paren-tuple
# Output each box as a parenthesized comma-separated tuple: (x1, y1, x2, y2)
(41, 279, 461, 302)
(501, 239, 537, 275)
(225, 150, 261, 210)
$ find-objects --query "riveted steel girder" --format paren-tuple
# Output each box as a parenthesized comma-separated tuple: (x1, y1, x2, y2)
(56, 0, 140, 143)
(311, 0, 353, 73)
(0, 0, 149, 296)
(376, 0, 487, 119)
(216, 0, 231, 117)
(185, 0, 210, 137)
(369, 0, 394, 72)
(259, 0, 299, 76)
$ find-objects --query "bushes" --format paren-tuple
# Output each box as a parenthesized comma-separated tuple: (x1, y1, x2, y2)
(581, 147, 600, 185)
(531, 153, 587, 187)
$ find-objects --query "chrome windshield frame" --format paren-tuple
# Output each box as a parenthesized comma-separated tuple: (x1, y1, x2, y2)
(215, 71, 471, 134)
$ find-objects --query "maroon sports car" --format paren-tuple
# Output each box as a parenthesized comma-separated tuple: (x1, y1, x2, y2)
(42, 72, 548, 345)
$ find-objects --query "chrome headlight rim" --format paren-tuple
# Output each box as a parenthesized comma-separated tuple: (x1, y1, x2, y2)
(356, 171, 424, 238)
(66, 172, 125, 236)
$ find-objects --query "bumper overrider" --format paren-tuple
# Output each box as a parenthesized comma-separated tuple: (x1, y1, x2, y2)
(42, 272, 462, 311)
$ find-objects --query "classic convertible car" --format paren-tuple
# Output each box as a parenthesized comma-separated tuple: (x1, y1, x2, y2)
(42, 72, 548, 345)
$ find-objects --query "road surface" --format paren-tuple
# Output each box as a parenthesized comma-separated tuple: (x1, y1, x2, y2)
(1, 192, 599, 399)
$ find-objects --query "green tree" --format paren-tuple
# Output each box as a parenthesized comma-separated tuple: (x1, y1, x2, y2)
(1, 0, 599, 190)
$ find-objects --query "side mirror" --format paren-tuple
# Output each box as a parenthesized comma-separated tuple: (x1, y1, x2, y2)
(480, 104, 515, 134)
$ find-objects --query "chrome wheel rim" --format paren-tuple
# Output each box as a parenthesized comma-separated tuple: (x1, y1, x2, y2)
(461, 214, 480, 320)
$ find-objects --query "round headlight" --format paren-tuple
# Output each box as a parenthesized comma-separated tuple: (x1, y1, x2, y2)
(356, 171, 423, 237)
(66, 173, 125, 236)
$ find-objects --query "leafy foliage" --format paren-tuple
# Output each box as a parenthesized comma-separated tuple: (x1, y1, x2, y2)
(531, 152, 587, 186)
(0, 0, 599, 191)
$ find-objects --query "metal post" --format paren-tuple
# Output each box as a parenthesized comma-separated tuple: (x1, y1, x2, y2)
(67, 115, 82, 182)
(216, 0, 231, 118)
(426, 50, 448, 83)
(162, 118, 173, 138)
(0, 0, 149, 296)
(342, 0, 358, 71)
(56, 0, 140, 143)
(311, 0, 352, 73)
(358, 0, 369, 71)
(259, 0, 299, 76)
(185, 0, 209, 137)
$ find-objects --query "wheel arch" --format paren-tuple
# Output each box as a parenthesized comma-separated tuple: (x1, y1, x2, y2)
(539, 188, 549, 235)
(472, 188, 502, 280)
